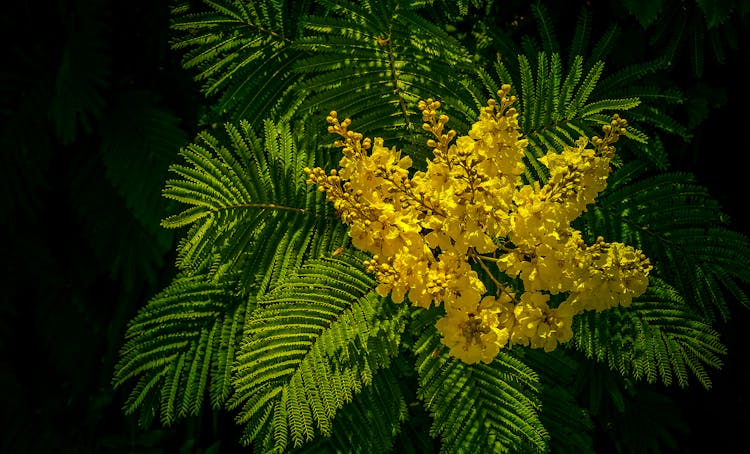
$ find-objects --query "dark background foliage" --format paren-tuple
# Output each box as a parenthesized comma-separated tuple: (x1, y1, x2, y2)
(1, 0, 748, 452)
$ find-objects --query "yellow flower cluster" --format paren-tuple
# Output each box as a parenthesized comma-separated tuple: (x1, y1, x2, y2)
(304, 85, 652, 364)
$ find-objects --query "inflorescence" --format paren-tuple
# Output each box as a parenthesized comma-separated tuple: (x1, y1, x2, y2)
(304, 85, 652, 364)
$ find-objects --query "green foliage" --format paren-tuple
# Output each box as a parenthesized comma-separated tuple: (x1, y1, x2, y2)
(48, 0, 110, 144)
(170, 0, 315, 126)
(584, 164, 750, 322)
(622, 0, 750, 76)
(573, 278, 727, 388)
(113, 273, 248, 427)
(108, 1, 750, 452)
(480, 4, 688, 171)
(101, 90, 189, 231)
(292, 365, 409, 453)
(293, 0, 475, 146)
(160, 119, 345, 291)
(573, 361, 690, 453)
(412, 309, 547, 453)
(230, 254, 408, 451)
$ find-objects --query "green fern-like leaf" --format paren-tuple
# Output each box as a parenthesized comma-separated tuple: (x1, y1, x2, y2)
(529, 3, 559, 55)
(412, 309, 548, 453)
(113, 117, 351, 429)
(292, 365, 408, 453)
(229, 254, 409, 452)
(161, 119, 346, 291)
(48, 1, 110, 144)
(170, 0, 315, 125)
(112, 273, 249, 425)
(517, 349, 595, 454)
(573, 278, 727, 389)
(584, 166, 750, 321)
(293, 0, 475, 152)
(100, 90, 188, 235)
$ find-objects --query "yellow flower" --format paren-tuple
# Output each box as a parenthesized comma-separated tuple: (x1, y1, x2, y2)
(435, 295, 507, 364)
(308, 93, 648, 364)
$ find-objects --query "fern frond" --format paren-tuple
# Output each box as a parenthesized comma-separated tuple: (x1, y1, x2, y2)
(587, 22, 621, 68)
(527, 3, 557, 55)
(49, 1, 109, 144)
(100, 90, 188, 233)
(578, 97, 641, 118)
(567, 9, 592, 67)
(170, 0, 315, 125)
(293, 0, 474, 152)
(573, 278, 727, 389)
(518, 349, 595, 454)
(292, 365, 408, 453)
(115, 117, 360, 432)
(161, 119, 345, 290)
(112, 273, 249, 425)
(627, 104, 691, 139)
(229, 254, 409, 452)
(412, 310, 547, 453)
